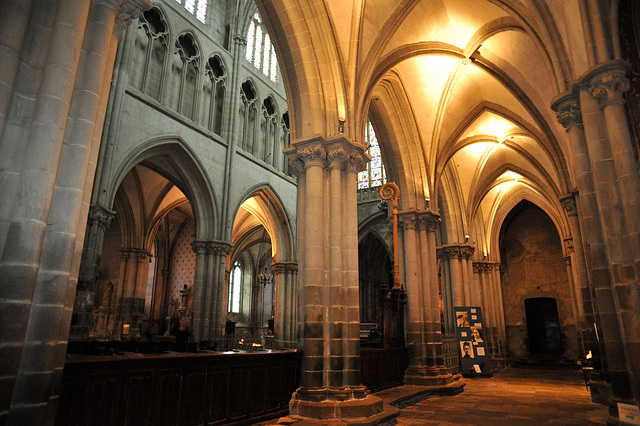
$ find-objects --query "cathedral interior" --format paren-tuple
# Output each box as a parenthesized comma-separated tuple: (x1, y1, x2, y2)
(1, 0, 640, 424)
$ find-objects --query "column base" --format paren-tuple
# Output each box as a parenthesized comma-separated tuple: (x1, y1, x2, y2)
(283, 386, 398, 424)
(404, 366, 457, 386)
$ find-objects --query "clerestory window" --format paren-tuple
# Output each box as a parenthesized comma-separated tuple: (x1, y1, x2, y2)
(246, 12, 278, 83)
(358, 119, 387, 189)
(176, 0, 208, 23)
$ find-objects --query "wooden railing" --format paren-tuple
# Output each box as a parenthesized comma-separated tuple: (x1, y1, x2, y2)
(56, 350, 302, 426)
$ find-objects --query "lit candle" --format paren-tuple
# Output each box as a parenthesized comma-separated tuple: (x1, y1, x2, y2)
(122, 323, 130, 335)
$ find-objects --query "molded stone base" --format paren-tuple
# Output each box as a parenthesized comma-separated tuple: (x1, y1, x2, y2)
(404, 366, 454, 386)
(285, 387, 397, 424)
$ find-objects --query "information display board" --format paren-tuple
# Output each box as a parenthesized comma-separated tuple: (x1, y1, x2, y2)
(455, 306, 491, 376)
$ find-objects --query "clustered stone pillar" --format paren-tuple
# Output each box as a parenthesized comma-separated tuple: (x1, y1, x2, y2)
(0, 1, 150, 423)
(401, 212, 453, 385)
(272, 261, 298, 349)
(191, 240, 232, 342)
(285, 137, 385, 422)
(70, 204, 116, 340)
(114, 247, 150, 338)
(439, 244, 475, 307)
(553, 59, 640, 409)
(472, 262, 506, 361)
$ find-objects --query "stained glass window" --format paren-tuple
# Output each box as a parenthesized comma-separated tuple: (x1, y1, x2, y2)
(228, 262, 242, 313)
(358, 120, 387, 189)
(246, 12, 278, 83)
(176, 0, 207, 23)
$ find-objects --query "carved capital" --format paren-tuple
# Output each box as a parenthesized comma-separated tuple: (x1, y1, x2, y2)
(560, 193, 578, 216)
(417, 211, 440, 232)
(233, 34, 247, 46)
(327, 146, 349, 168)
(119, 248, 131, 260)
(460, 245, 475, 259)
(564, 237, 575, 254)
(588, 71, 630, 106)
(345, 152, 368, 173)
(399, 216, 417, 231)
(207, 241, 232, 256)
(552, 96, 582, 130)
(473, 262, 491, 274)
(94, 0, 152, 39)
(297, 143, 326, 166)
(88, 204, 116, 231)
(288, 158, 304, 178)
(272, 263, 287, 275)
(191, 240, 208, 254)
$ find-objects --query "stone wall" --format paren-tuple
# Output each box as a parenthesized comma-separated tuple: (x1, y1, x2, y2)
(500, 203, 579, 363)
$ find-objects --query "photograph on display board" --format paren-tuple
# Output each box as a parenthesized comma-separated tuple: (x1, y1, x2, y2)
(455, 306, 492, 376)
(460, 341, 474, 359)
(456, 311, 469, 328)
(471, 325, 484, 344)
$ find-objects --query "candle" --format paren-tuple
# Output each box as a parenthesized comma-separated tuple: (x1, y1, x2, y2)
(122, 323, 130, 335)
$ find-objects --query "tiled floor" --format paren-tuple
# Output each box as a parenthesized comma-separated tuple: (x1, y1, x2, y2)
(393, 366, 608, 425)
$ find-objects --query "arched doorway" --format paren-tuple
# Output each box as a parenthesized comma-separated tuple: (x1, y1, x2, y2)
(499, 201, 578, 364)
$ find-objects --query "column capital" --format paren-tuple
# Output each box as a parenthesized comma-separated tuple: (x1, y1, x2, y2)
(94, 0, 152, 38)
(272, 261, 298, 274)
(284, 136, 368, 174)
(473, 261, 492, 273)
(416, 211, 441, 232)
(233, 34, 247, 46)
(564, 236, 575, 254)
(584, 60, 631, 107)
(207, 240, 232, 255)
(551, 93, 582, 131)
(560, 192, 578, 217)
(191, 240, 208, 254)
(438, 243, 474, 260)
(88, 204, 116, 230)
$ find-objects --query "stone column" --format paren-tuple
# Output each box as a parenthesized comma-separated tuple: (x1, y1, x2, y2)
(560, 193, 591, 355)
(0, 2, 149, 423)
(208, 241, 232, 339)
(460, 245, 476, 305)
(583, 62, 640, 404)
(273, 261, 298, 349)
(190, 240, 208, 342)
(401, 212, 454, 386)
(554, 72, 640, 406)
(191, 240, 231, 342)
(445, 246, 464, 305)
(70, 205, 116, 340)
(285, 137, 385, 422)
(552, 94, 603, 364)
(473, 262, 494, 354)
(436, 248, 455, 335)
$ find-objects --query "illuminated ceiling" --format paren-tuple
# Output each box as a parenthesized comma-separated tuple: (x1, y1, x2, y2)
(263, 0, 589, 255)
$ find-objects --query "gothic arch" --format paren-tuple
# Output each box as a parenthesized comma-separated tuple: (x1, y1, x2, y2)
(108, 137, 219, 240)
(230, 184, 295, 264)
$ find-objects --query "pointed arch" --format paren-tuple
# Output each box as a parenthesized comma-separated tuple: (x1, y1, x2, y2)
(108, 137, 219, 241)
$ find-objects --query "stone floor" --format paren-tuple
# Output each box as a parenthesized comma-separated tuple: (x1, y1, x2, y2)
(261, 365, 609, 425)
(388, 366, 608, 425)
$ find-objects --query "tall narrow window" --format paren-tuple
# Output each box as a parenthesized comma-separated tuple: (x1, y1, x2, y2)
(358, 120, 387, 189)
(176, 0, 208, 23)
(246, 12, 278, 83)
(228, 262, 242, 313)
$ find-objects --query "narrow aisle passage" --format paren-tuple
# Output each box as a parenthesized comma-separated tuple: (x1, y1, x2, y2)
(395, 366, 608, 425)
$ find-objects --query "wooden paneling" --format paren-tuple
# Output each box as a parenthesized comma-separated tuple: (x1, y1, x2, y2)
(56, 351, 302, 426)
(360, 347, 408, 392)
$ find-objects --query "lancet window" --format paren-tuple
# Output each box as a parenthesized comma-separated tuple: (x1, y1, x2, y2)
(358, 120, 387, 189)
(228, 262, 242, 313)
(246, 12, 278, 83)
(176, 0, 208, 23)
